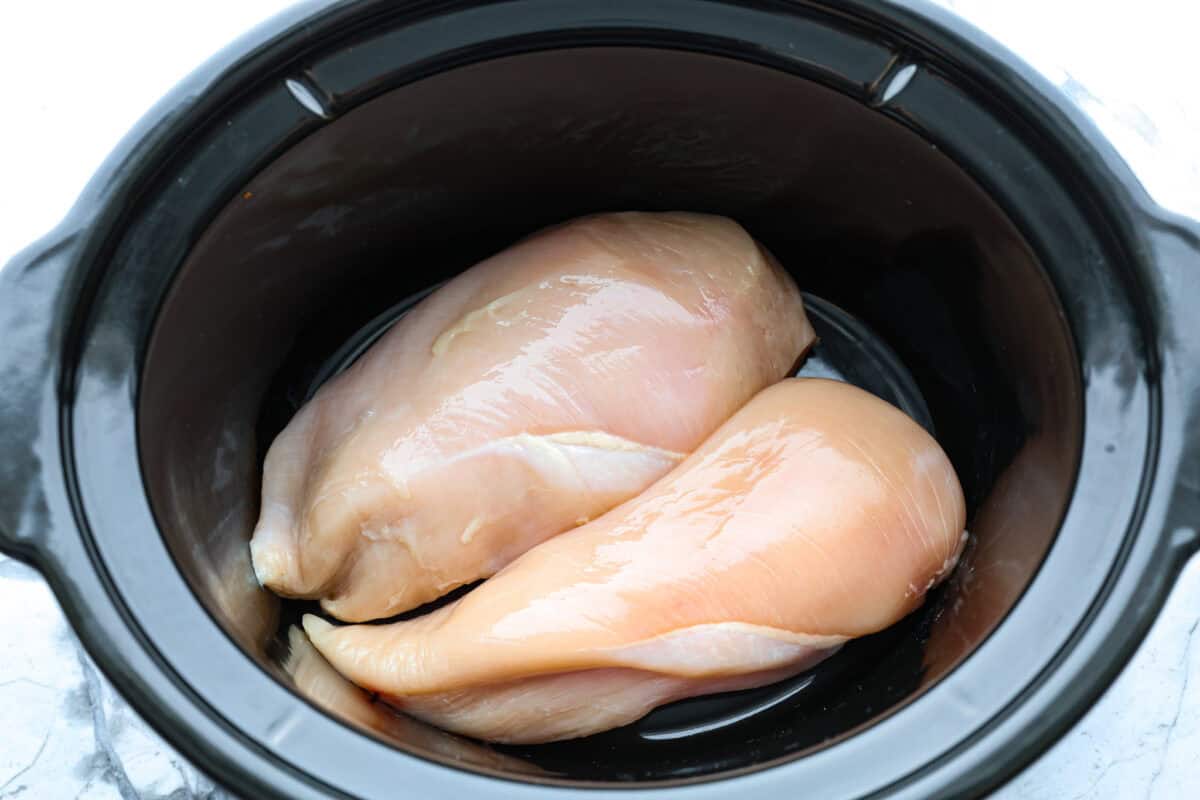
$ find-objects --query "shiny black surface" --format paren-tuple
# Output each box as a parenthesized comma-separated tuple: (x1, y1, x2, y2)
(0, 1, 1197, 799)
(137, 40, 1081, 786)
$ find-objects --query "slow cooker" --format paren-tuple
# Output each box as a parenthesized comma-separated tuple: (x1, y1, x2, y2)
(1, 1, 1197, 798)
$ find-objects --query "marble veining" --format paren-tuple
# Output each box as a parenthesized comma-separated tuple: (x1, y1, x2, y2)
(1000, 560, 1200, 799)
(0, 554, 226, 799)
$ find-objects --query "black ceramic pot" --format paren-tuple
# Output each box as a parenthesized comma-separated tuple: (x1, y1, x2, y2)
(2, 1, 1198, 798)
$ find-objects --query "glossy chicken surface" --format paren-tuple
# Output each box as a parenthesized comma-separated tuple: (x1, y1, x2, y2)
(305, 379, 967, 743)
(281, 626, 536, 772)
(251, 212, 812, 621)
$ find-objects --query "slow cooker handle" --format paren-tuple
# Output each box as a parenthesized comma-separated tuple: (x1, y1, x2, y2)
(1149, 209, 1200, 568)
(0, 227, 82, 564)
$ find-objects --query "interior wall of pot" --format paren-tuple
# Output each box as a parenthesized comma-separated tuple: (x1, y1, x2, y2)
(139, 47, 1082, 780)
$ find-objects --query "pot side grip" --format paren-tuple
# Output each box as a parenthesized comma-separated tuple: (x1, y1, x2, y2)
(1151, 213, 1200, 566)
(0, 229, 82, 562)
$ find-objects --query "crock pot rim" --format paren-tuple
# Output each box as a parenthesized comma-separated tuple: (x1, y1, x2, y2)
(0, 2, 1196, 799)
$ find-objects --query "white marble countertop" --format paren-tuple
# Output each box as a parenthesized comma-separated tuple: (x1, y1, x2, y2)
(1, 1, 1197, 798)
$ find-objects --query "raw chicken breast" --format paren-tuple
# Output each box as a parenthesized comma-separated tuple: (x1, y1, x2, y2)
(251, 212, 811, 621)
(304, 378, 967, 743)
(281, 626, 538, 773)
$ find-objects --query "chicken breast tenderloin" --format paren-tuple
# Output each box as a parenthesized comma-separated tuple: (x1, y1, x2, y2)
(304, 379, 967, 743)
(251, 212, 812, 621)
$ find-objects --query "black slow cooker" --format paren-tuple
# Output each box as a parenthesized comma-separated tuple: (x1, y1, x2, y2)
(1, 1, 1198, 798)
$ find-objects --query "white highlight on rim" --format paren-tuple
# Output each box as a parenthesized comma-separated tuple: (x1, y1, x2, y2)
(285, 77, 331, 119)
(880, 64, 919, 105)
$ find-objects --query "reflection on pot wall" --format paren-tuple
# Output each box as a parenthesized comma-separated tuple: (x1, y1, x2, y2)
(923, 432, 1071, 679)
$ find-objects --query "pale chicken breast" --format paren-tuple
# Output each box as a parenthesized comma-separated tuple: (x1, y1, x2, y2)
(304, 378, 967, 743)
(251, 212, 812, 621)
(281, 626, 538, 772)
